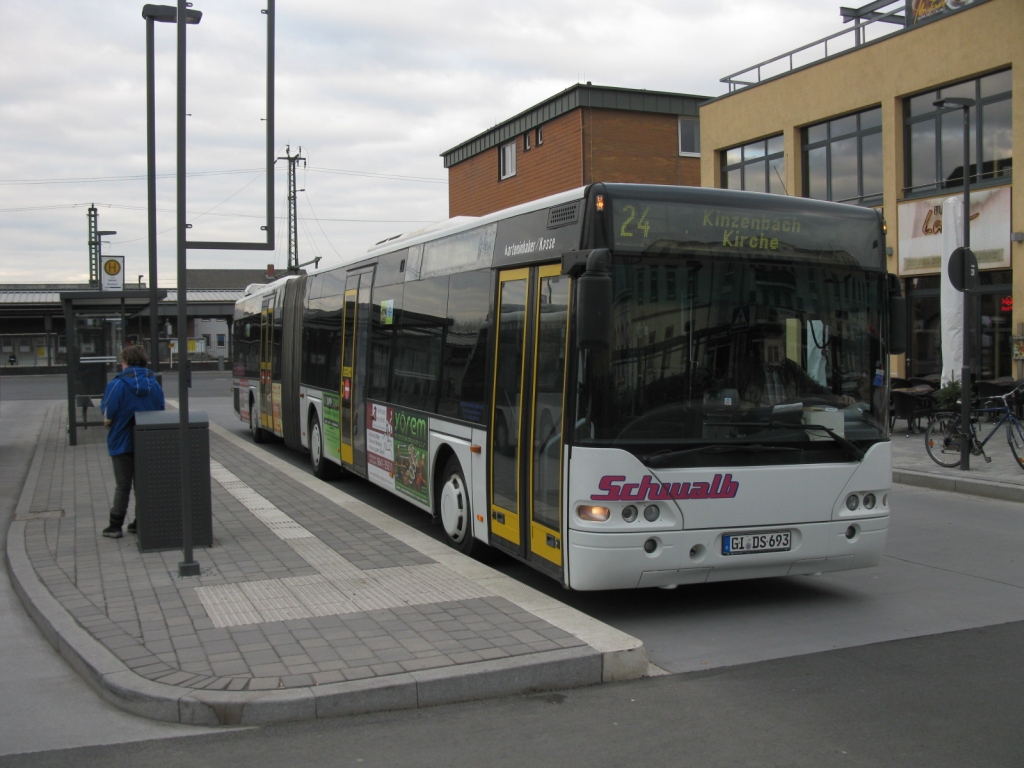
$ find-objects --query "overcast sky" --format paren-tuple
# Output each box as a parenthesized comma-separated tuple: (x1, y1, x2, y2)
(0, 0, 849, 286)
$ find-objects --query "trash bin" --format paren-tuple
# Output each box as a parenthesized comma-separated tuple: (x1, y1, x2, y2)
(133, 410, 213, 553)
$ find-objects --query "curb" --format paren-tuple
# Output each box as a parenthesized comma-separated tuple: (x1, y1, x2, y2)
(892, 467, 1024, 504)
(5, 405, 639, 726)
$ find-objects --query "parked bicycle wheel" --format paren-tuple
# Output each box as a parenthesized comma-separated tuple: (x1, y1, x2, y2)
(925, 413, 964, 468)
(1007, 419, 1024, 471)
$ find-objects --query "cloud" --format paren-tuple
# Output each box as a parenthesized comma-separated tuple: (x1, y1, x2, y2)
(0, 0, 840, 284)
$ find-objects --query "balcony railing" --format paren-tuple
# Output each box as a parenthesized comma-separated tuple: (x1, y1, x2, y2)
(721, 0, 907, 92)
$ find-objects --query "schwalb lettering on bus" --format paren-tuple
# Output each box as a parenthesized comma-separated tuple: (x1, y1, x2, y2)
(590, 474, 739, 502)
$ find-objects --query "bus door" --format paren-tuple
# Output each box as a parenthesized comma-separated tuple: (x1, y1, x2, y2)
(339, 284, 358, 466)
(259, 296, 273, 430)
(490, 265, 571, 576)
(339, 268, 373, 475)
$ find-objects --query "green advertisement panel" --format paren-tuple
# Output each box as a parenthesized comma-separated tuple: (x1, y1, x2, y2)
(322, 392, 340, 459)
(394, 409, 429, 505)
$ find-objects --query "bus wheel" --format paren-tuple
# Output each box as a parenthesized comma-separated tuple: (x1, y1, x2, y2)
(250, 397, 266, 443)
(439, 455, 475, 555)
(309, 415, 339, 480)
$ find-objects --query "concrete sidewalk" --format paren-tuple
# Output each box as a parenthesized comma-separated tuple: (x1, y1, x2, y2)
(6, 405, 646, 727)
(889, 421, 1024, 503)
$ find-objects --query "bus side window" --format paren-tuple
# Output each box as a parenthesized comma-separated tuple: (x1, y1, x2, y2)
(392, 275, 448, 413)
(439, 270, 490, 423)
(369, 283, 403, 402)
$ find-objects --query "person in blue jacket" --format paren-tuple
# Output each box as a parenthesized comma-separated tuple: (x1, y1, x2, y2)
(100, 345, 165, 538)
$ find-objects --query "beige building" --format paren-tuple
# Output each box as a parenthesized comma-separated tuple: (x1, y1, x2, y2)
(700, 0, 1021, 382)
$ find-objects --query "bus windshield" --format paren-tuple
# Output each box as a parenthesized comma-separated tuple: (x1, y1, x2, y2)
(573, 251, 888, 466)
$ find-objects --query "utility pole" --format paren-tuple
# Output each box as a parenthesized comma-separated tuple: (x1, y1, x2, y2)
(87, 206, 99, 287)
(87, 205, 117, 288)
(277, 145, 305, 273)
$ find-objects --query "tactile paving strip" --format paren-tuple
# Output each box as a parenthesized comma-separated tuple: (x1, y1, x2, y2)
(198, 460, 492, 627)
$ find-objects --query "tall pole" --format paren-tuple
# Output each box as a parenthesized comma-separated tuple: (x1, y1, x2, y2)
(87, 206, 99, 287)
(959, 104, 972, 472)
(146, 16, 161, 373)
(278, 145, 304, 272)
(935, 96, 975, 471)
(176, 0, 199, 577)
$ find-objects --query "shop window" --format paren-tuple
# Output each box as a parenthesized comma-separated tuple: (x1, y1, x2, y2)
(721, 135, 785, 194)
(803, 107, 882, 206)
(904, 69, 1012, 197)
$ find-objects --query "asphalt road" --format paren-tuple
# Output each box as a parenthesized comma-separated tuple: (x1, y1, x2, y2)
(2, 372, 1022, 765)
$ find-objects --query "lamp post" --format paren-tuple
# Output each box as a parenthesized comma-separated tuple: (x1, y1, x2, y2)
(934, 96, 975, 471)
(144, 0, 273, 577)
(142, 4, 200, 375)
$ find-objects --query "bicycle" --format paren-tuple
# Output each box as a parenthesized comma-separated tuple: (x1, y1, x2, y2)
(924, 384, 1024, 470)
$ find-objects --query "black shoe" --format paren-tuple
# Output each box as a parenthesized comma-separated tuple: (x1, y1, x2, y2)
(127, 520, 137, 534)
(102, 525, 123, 539)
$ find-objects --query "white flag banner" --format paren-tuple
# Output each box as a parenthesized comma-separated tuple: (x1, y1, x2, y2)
(939, 198, 963, 387)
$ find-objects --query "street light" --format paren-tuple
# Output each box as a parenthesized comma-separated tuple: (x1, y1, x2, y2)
(934, 96, 975, 471)
(143, 3, 202, 578)
(142, 4, 201, 374)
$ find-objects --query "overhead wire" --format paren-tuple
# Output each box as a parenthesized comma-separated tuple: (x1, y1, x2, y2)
(0, 165, 447, 187)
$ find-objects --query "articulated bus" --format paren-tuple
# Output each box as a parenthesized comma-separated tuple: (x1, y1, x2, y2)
(233, 183, 905, 590)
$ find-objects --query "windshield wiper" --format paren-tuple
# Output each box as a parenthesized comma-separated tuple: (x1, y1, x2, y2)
(703, 421, 864, 461)
(645, 442, 799, 467)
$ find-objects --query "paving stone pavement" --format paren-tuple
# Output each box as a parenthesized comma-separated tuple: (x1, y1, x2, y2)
(8, 405, 644, 723)
(889, 419, 1024, 499)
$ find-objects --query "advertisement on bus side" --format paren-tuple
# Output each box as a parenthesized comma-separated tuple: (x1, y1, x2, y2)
(365, 402, 429, 504)
(272, 382, 283, 435)
(394, 409, 429, 504)
(366, 402, 395, 489)
(323, 393, 340, 459)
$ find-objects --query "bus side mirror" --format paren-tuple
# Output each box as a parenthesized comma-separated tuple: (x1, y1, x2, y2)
(887, 273, 906, 356)
(576, 249, 612, 351)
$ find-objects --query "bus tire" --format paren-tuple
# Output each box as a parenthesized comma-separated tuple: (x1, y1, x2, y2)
(309, 413, 340, 480)
(438, 455, 476, 556)
(250, 396, 266, 444)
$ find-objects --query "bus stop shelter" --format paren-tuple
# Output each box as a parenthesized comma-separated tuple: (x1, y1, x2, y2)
(61, 289, 166, 446)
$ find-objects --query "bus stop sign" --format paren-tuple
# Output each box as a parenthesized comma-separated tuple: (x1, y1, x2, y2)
(947, 247, 979, 292)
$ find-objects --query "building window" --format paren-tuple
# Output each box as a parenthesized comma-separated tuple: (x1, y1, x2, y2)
(904, 69, 1012, 197)
(524, 132, 531, 151)
(536, 126, 543, 146)
(678, 118, 700, 156)
(499, 141, 516, 180)
(803, 106, 882, 206)
(722, 135, 785, 194)
(217, 333, 226, 347)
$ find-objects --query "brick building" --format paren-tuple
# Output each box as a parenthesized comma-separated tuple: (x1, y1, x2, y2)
(442, 84, 709, 217)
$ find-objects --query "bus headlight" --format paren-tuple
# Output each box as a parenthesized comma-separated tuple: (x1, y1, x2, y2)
(621, 505, 638, 523)
(845, 494, 859, 511)
(577, 505, 610, 522)
(863, 493, 876, 510)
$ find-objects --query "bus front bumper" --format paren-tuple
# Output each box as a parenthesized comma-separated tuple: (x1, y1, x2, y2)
(566, 516, 888, 591)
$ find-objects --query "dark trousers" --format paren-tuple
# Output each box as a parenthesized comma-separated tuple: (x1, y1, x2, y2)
(110, 453, 135, 527)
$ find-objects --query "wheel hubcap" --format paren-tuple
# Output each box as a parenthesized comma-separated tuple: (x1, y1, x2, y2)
(311, 424, 321, 467)
(440, 474, 468, 543)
